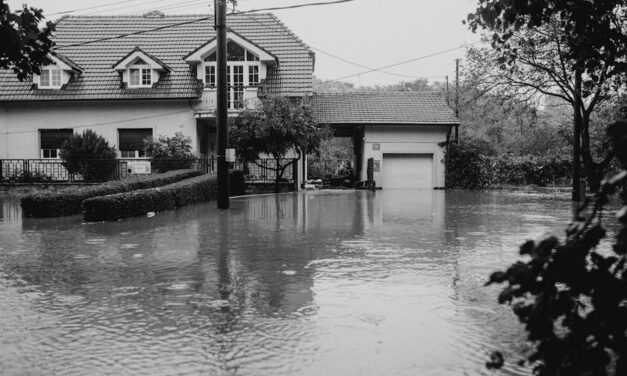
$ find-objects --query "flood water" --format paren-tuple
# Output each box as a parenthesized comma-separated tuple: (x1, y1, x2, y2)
(0, 189, 576, 375)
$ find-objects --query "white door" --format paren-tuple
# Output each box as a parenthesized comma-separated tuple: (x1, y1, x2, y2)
(381, 154, 433, 189)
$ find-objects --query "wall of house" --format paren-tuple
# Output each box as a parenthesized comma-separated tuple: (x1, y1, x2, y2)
(361, 125, 451, 188)
(0, 100, 196, 159)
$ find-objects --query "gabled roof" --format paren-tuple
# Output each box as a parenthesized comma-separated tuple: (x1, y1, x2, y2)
(183, 28, 278, 65)
(0, 13, 314, 102)
(112, 46, 171, 71)
(311, 91, 460, 125)
(50, 52, 83, 73)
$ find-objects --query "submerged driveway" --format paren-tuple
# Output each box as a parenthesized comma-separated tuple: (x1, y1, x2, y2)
(0, 190, 572, 375)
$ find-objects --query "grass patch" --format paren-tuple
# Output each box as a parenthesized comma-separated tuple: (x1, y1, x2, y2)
(20, 169, 202, 218)
(82, 173, 217, 222)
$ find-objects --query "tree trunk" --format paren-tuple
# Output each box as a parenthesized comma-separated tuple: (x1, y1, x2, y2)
(580, 111, 601, 192)
(274, 157, 282, 193)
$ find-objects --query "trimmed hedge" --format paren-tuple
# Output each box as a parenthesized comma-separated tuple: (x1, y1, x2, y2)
(82, 173, 217, 222)
(20, 169, 202, 218)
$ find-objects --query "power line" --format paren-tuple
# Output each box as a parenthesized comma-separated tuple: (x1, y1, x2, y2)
(234, 0, 355, 14)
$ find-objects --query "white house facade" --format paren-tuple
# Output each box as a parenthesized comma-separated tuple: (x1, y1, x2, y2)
(0, 13, 313, 183)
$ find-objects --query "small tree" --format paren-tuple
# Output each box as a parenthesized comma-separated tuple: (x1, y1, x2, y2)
(60, 129, 117, 182)
(143, 132, 194, 172)
(229, 96, 330, 192)
(1, 0, 55, 80)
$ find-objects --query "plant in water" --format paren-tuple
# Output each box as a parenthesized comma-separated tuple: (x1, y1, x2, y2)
(486, 121, 627, 375)
(59, 129, 117, 182)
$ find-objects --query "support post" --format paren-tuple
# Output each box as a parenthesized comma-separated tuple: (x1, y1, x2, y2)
(215, 0, 229, 209)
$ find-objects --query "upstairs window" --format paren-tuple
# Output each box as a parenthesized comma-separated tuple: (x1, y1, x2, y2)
(204, 66, 216, 88)
(119, 128, 152, 158)
(40, 129, 72, 159)
(129, 67, 152, 88)
(39, 68, 63, 89)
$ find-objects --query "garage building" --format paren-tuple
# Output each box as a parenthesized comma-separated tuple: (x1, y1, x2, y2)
(311, 91, 460, 189)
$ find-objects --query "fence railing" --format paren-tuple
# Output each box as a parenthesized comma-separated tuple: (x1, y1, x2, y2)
(0, 157, 297, 184)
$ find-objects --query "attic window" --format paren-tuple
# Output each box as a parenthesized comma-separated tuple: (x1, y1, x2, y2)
(39, 68, 63, 89)
(129, 67, 152, 87)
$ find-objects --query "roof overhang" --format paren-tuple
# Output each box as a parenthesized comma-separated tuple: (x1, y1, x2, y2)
(49, 52, 83, 73)
(112, 47, 171, 72)
(184, 30, 278, 66)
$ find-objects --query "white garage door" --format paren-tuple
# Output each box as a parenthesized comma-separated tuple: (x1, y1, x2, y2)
(381, 154, 433, 189)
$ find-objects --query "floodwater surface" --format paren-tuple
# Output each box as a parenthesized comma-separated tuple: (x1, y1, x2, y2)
(0, 190, 576, 375)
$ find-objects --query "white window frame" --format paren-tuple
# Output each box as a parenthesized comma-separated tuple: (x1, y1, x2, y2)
(39, 68, 64, 89)
(41, 149, 60, 159)
(202, 43, 261, 109)
(128, 66, 152, 88)
(118, 128, 152, 158)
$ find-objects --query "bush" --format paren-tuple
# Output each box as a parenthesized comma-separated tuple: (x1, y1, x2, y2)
(144, 132, 195, 172)
(229, 170, 246, 196)
(60, 129, 118, 182)
(82, 173, 218, 221)
(20, 169, 202, 218)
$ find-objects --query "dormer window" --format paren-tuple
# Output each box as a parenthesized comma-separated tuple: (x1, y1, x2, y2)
(112, 47, 170, 89)
(34, 52, 83, 90)
(40, 68, 63, 88)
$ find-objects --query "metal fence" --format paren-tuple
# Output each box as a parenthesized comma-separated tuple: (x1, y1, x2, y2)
(0, 157, 297, 184)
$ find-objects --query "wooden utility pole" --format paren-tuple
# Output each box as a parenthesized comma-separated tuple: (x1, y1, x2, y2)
(572, 68, 583, 207)
(215, 0, 229, 209)
(454, 58, 460, 142)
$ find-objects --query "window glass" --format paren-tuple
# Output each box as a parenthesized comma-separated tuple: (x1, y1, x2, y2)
(227, 41, 245, 61)
(130, 69, 140, 86)
(205, 65, 216, 87)
(118, 128, 152, 158)
(141, 69, 151, 85)
(246, 50, 259, 61)
(204, 51, 216, 61)
(40, 129, 72, 158)
(51, 69, 62, 87)
(249, 65, 259, 86)
(40, 69, 50, 87)
(233, 65, 244, 109)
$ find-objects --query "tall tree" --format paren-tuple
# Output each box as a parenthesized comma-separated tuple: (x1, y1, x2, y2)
(229, 96, 330, 192)
(466, 0, 627, 195)
(0, 0, 54, 80)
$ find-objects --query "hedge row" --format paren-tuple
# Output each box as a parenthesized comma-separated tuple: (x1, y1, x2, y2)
(20, 169, 202, 218)
(82, 173, 217, 222)
(446, 140, 572, 189)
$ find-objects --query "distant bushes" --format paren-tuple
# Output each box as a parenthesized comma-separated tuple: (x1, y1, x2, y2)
(82, 173, 217, 222)
(446, 138, 571, 188)
(21, 169, 202, 217)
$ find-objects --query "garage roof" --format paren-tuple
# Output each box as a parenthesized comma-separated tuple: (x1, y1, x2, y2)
(311, 91, 459, 125)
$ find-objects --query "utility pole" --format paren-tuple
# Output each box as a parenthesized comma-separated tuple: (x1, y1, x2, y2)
(215, 0, 229, 209)
(454, 58, 460, 142)
(572, 67, 583, 209)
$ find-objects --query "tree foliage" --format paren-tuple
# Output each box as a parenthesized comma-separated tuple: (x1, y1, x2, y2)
(60, 129, 117, 182)
(143, 132, 195, 172)
(229, 96, 330, 191)
(0, 0, 55, 80)
(486, 121, 627, 375)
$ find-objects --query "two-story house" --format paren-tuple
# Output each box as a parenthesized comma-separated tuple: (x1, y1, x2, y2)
(0, 13, 313, 183)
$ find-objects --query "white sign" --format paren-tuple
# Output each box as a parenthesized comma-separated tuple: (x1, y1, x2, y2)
(226, 148, 236, 162)
(127, 161, 151, 174)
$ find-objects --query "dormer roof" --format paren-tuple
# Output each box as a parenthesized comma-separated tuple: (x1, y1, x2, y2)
(112, 46, 172, 72)
(183, 29, 278, 66)
(50, 52, 83, 73)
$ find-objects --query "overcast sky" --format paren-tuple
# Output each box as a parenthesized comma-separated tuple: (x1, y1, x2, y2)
(8, 0, 482, 87)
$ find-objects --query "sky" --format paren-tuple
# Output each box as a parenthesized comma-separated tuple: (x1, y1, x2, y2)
(7, 0, 483, 88)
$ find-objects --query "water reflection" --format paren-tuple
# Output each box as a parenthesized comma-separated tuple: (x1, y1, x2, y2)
(0, 190, 574, 375)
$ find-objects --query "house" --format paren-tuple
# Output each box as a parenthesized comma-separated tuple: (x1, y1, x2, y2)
(0, 13, 459, 189)
(0, 13, 313, 184)
(311, 91, 459, 189)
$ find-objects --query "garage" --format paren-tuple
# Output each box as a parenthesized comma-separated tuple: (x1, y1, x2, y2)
(382, 154, 433, 189)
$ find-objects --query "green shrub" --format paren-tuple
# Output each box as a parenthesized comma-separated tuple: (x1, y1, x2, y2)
(229, 170, 246, 196)
(144, 132, 195, 173)
(59, 129, 118, 182)
(20, 169, 202, 218)
(82, 173, 218, 221)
